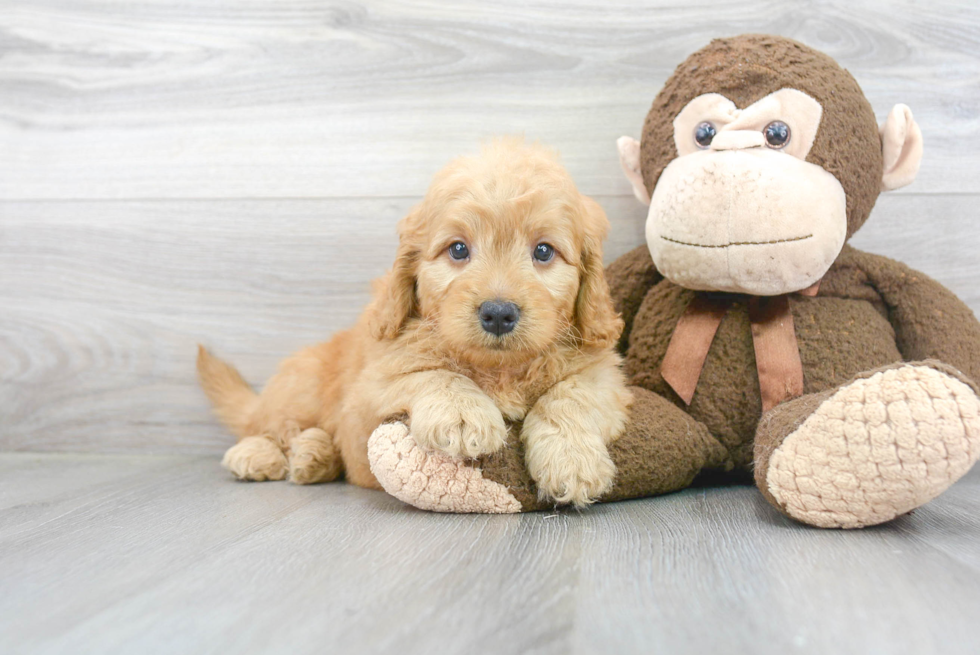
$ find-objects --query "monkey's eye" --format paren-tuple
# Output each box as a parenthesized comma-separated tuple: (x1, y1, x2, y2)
(448, 241, 469, 261)
(533, 243, 555, 263)
(764, 121, 791, 149)
(694, 121, 716, 149)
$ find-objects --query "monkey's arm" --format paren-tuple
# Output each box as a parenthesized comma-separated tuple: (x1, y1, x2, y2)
(604, 245, 662, 354)
(853, 248, 980, 384)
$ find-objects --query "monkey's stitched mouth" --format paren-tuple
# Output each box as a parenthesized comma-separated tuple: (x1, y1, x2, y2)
(660, 234, 813, 248)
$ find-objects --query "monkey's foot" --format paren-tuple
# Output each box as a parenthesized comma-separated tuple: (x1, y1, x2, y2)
(367, 422, 522, 513)
(761, 363, 980, 528)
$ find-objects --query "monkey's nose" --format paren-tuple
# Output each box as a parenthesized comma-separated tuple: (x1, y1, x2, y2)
(710, 130, 766, 151)
(479, 301, 520, 336)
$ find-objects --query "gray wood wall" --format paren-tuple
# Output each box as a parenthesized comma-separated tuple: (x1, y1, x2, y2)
(2, 0, 979, 455)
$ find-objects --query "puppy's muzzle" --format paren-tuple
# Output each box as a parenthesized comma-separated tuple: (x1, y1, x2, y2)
(479, 300, 520, 336)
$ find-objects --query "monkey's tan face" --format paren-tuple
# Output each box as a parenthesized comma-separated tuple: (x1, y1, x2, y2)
(646, 89, 848, 295)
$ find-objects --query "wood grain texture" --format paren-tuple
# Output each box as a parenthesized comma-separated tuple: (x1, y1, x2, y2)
(2, 0, 980, 199)
(1, 453, 978, 655)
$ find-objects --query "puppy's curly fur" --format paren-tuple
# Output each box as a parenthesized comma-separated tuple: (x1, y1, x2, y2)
(198, 138, 633, 505)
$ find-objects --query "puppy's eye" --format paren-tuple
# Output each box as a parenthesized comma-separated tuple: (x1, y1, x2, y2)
(694, 121, 716, 149)
(533, 243, 555, 263)
(764, 121, 791, 149)
(448, 241, 469, 261)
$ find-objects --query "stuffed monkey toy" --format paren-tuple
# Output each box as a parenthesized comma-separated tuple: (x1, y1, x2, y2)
(367, 34, 980, 528)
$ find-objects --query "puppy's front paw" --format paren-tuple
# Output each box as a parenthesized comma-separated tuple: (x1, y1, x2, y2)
(410, 385, 507, 458)
(523, 424, 616, 507)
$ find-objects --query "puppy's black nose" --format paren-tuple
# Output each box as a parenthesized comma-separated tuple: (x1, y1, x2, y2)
(479, 301, 520, 336)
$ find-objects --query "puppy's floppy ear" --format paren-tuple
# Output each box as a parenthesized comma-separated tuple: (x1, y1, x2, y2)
(368, 207, 423, 340)
(574, 196, 623, 349)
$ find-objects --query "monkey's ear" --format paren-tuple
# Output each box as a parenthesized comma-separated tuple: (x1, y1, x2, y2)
(880, 104, 923, 191)
(617, 136, 651, 205)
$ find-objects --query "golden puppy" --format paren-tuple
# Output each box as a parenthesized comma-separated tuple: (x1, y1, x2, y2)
(197, 138, 632, 505)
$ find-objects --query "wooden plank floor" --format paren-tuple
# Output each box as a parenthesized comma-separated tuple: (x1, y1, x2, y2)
(1, 453, 978, 655)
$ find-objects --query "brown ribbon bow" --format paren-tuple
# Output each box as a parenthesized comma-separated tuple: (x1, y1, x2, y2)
(661, 283, 819, 414)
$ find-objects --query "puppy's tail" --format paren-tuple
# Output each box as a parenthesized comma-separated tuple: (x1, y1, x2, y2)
(196, 345, 259, 439)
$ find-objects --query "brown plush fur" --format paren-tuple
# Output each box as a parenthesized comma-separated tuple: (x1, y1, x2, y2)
(198, 138, 632, 505)
(623, 245, 910, 468)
